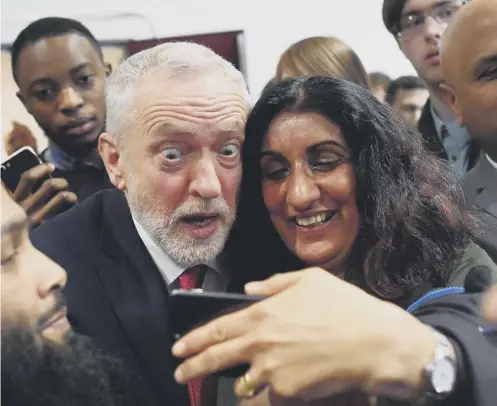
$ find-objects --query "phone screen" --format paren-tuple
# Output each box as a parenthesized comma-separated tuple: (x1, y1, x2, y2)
(1, 147, 44, 192)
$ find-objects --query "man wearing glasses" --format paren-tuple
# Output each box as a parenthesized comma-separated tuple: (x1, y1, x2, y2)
(382, 0, 480, 176)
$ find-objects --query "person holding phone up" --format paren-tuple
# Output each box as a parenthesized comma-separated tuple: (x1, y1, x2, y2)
(7, 17, 114, 225)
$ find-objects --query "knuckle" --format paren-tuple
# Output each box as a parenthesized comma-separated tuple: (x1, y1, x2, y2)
(272, 378, 296, 398)
(212, 326, 228, 344)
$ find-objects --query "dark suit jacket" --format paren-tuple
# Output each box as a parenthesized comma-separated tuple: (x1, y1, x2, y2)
(463, 154, 497, 263)
(31, 189, 226, 406)
(379, 292, 497, 406)
(417, 100, 480, 171)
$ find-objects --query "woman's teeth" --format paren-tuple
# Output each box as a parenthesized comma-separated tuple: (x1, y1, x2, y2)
(295, 212, 332, 227)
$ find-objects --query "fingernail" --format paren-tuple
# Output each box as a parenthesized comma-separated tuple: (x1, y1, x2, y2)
(245, 282, 261, 293)
(172, 341, 185, 356)
(174, 368, 184, 383)
(47, 163, 55, 171)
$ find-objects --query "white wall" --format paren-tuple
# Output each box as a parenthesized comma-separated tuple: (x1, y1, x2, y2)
(1, 0, 416, 99)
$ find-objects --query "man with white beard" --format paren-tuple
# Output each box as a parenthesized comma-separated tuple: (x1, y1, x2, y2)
(31, 41, 251, 406)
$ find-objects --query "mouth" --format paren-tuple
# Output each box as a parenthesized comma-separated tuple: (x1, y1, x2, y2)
(181, 213, 220, 226)
(180, 213, 222, 239)
(425, 50, 440, 61)
(61, 117, 97, 136)
(291, 211, 336, 228)
(41, 307, 69, 331)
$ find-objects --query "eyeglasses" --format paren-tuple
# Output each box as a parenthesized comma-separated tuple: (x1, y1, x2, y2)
(396, 0, 467, 39)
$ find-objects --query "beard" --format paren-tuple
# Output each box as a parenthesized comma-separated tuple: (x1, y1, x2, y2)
(1, 325, 131, 406)
(126, 168, 235, 267)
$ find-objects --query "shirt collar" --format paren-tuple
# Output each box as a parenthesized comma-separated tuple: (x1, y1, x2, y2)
(131, 216, 221, 286)
(45, 141, 103, 171)
(45, 142, 78, 170)
(486, 154, 497, 170)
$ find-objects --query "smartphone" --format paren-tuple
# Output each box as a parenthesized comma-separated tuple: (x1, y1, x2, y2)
(1, 147, 45, 192)
(169, 289, 263, 377)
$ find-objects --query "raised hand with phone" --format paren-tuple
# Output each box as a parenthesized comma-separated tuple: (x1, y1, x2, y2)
(2, 147, 77, 226)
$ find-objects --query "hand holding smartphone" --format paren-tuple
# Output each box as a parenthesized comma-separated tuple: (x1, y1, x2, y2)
(1, 147, 77, 225)
(169, 290, 262, 377)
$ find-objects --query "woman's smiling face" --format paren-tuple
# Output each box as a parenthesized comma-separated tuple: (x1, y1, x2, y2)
(260, 111, 360, 275)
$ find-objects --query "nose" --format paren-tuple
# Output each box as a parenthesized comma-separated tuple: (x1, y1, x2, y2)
(188, 153, 222, 200)
(58, 86, 84, 114)
(423, 15, 443, 41)
(286, 165, 320, 213)
(35, 246, 67, 299)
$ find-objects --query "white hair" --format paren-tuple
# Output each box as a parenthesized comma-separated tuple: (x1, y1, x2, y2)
(105, 41, 251, 140)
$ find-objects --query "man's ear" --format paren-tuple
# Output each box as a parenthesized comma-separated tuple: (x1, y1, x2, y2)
(439, 83, 464, 127)
(16, 91, 28, 111)
(99, 132, 127, 191)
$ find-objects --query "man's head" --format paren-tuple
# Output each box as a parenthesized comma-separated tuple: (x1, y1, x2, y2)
(12, 17, 107, 158)
(369, 72, 391, 103)
(386, 75, 429, 125)
(440, 0, 497, 148)
(1, 185, 129, 405)
(1, 185, 70, 344)
(383, 0, 466, 87)
(99, 42, 251, 267)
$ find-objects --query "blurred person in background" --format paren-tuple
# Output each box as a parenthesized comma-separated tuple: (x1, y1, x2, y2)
(275, 36, 371, 89)
(10, 17, 113, 224)
(369, 71, 392, 102)
(174, 76, 497, 406)
(439, 0, 497, 262)
(1, 184, 145, 406)
(386, 75, 428, 126)
(382, 0, 479, 176)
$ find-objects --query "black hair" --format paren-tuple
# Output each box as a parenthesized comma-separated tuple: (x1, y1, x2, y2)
(385, 75, 426, 105)
(11, 17, 104, 83)
(224, 76, 471, 299)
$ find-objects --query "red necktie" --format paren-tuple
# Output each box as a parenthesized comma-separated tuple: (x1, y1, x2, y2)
(178, 266, 217, 406)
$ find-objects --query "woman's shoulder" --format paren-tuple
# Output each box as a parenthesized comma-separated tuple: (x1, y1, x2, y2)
(446, 241, 497, 287)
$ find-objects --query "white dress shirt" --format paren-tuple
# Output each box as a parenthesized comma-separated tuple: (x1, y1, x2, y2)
(487, 154, 497, 170)
(132, 217, 230, 292)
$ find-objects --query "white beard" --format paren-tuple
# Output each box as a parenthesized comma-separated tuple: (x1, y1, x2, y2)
(125, 170, 235, 267)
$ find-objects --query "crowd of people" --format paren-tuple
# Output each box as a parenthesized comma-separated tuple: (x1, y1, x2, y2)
(2, 0, 496, 405)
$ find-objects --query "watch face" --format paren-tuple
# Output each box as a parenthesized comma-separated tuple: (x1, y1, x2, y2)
(431, 358, 456, 394)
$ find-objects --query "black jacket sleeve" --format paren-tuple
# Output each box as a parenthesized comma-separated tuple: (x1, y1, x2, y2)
(411, 293, 497, 406)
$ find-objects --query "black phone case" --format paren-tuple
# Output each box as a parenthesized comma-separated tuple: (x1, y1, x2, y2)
(169, 290, 262, 378)
(1, 149, 46, 192)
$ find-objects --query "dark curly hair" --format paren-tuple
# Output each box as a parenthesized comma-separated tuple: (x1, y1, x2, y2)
(224, 76, 471, 299)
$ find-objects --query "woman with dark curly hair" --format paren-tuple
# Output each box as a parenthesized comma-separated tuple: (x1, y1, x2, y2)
(224, 76, 495, 301)
(173, 77, 497, 406)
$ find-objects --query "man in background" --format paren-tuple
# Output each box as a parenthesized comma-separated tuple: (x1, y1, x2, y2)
(440, 0, 497, 262)
(368, 71, 391, 102)
(386, 75, 428, 126)
(1, 185, 143, 406)
(31, 42, 251, 406)
(10, 17, 113, 214)
(382, 0, 479, 175)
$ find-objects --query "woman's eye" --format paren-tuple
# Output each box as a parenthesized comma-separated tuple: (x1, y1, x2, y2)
(220, 143, 240, 157)
(161, 147, 183, 161)
(261, 164, 289, 181)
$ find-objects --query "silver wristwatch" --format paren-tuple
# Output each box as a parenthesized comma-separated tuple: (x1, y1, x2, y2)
(422, 329, 457, 400)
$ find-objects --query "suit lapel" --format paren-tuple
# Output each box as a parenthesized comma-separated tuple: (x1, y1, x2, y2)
(473, 157, 497, 218)
(97, 190, 189, 404)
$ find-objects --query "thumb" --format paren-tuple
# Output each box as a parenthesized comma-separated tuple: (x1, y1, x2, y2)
(244, 270, 304, 297)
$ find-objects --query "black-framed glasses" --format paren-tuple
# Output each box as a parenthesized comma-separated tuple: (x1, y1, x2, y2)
(396, 0, 467, 39)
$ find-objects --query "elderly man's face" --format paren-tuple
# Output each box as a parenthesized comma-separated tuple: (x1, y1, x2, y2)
(120, 72, 248, 266)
